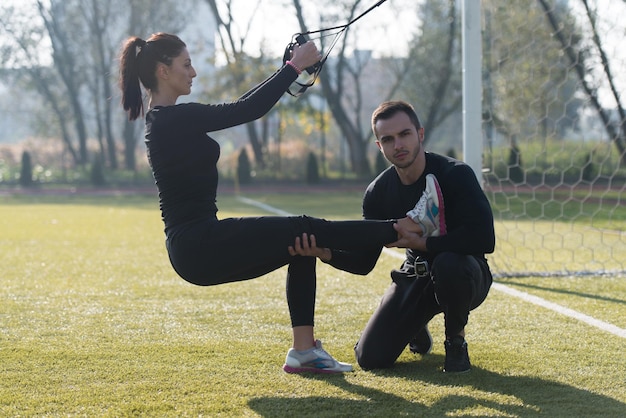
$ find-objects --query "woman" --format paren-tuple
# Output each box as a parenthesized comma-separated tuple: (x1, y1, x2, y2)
(118, 32, 423, 374)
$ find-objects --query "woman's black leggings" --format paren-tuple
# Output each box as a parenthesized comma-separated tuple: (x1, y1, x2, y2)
(165, 215, 398, 327)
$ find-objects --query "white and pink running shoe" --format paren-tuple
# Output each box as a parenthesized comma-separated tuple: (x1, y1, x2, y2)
(406, 174, 447, 237)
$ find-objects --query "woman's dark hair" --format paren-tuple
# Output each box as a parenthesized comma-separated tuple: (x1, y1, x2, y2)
(119, 32, 186, 121)
(371, 100, 422, 137)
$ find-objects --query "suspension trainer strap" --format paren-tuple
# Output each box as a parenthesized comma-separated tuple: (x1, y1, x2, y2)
(284, 0, 389, 97)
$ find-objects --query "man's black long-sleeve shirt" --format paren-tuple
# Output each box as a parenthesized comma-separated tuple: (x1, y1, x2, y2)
(326, 152, 495, 274)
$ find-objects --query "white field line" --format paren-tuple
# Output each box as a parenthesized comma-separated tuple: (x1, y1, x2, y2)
(490, 282, 626, 338)
(237, 196, 626, 339)
(236, 196, 293, 216)
(383, 252, 626, 338)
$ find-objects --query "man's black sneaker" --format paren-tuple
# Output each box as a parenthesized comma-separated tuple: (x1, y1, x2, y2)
(409, 325, 433, 355)
(443, 335, 471, 373)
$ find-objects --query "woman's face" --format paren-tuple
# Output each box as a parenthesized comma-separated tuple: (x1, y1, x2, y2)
(161, 47, 197, 97)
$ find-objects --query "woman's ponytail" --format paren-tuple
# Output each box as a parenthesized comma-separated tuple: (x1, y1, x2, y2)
(119, 37, 145, 121)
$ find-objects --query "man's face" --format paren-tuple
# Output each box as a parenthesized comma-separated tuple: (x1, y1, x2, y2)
(375, 111, 423, 169)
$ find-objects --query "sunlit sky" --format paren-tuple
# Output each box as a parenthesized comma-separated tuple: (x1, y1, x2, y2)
(198, 0, 417, 58)
(3, 0, 623, 60)
(1, 0, 418, 59)
(2, 0, 624, 105)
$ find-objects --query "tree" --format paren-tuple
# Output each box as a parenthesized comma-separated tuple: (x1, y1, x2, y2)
(290, 0, 462, 177)
(81, 0, 120, 169)
(0, 0, 189, 171)
(37, 0, 90, 165)
(291, 0, 420, 178)
(401, 0, 462, 145)
(203, 0, 277, 170)
(0, 4, 81, 164)
(483, 0, 585, 144)
(538, 0, 626, 163)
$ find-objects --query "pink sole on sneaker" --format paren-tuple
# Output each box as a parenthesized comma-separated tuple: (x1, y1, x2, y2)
(282, 365, 345, 374)
(433, 179, 447, 235)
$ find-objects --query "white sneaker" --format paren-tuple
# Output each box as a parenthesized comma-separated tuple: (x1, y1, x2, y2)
(283, 340, 353, 374)
(406, 174, 446, 237)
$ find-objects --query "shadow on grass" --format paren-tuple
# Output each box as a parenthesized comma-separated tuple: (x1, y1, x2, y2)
(499, 278, 626, 305)
(248, 355, 625, 417)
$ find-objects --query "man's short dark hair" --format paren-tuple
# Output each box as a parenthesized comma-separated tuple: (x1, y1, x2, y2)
(371, 100, 422, 137)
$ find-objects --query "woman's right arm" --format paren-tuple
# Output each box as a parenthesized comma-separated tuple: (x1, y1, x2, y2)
(184, 42, 322, 132)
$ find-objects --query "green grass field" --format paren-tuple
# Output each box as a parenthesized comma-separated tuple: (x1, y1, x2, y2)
(1, 191, 625, 417)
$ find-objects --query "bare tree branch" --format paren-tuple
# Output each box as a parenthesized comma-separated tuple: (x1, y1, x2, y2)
(580, 0, 626, 141)
(37, 0, 89, 165)
(203, 0, 269, 168)
(538, 0, 625, 159)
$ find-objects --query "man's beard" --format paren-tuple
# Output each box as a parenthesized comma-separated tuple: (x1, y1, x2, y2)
(393, 144, 420, 169)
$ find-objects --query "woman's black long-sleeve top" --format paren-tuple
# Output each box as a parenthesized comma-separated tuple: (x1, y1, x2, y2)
(145, 66, 299, 232)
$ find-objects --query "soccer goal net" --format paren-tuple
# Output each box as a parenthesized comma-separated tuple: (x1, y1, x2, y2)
(476, 1, 626, 278)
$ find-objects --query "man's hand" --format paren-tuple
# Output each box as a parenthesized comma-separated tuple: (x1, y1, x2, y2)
(288, 233, 332, 262)
(387, 221, 428, 251)
(396, 216, 424, 235)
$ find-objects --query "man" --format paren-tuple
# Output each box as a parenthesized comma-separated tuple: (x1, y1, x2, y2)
(289, 100, 495, 373)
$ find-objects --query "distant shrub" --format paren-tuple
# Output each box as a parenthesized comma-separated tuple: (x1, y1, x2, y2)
(237, 148, 252, 185)
(582, 151, 596, 182)
(375, 152, 388, 174)
(507, 143, 524, 183)
(19, 150, 34, 187)
(91, 154, 106, 187)
(306, 152, 320, 184)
